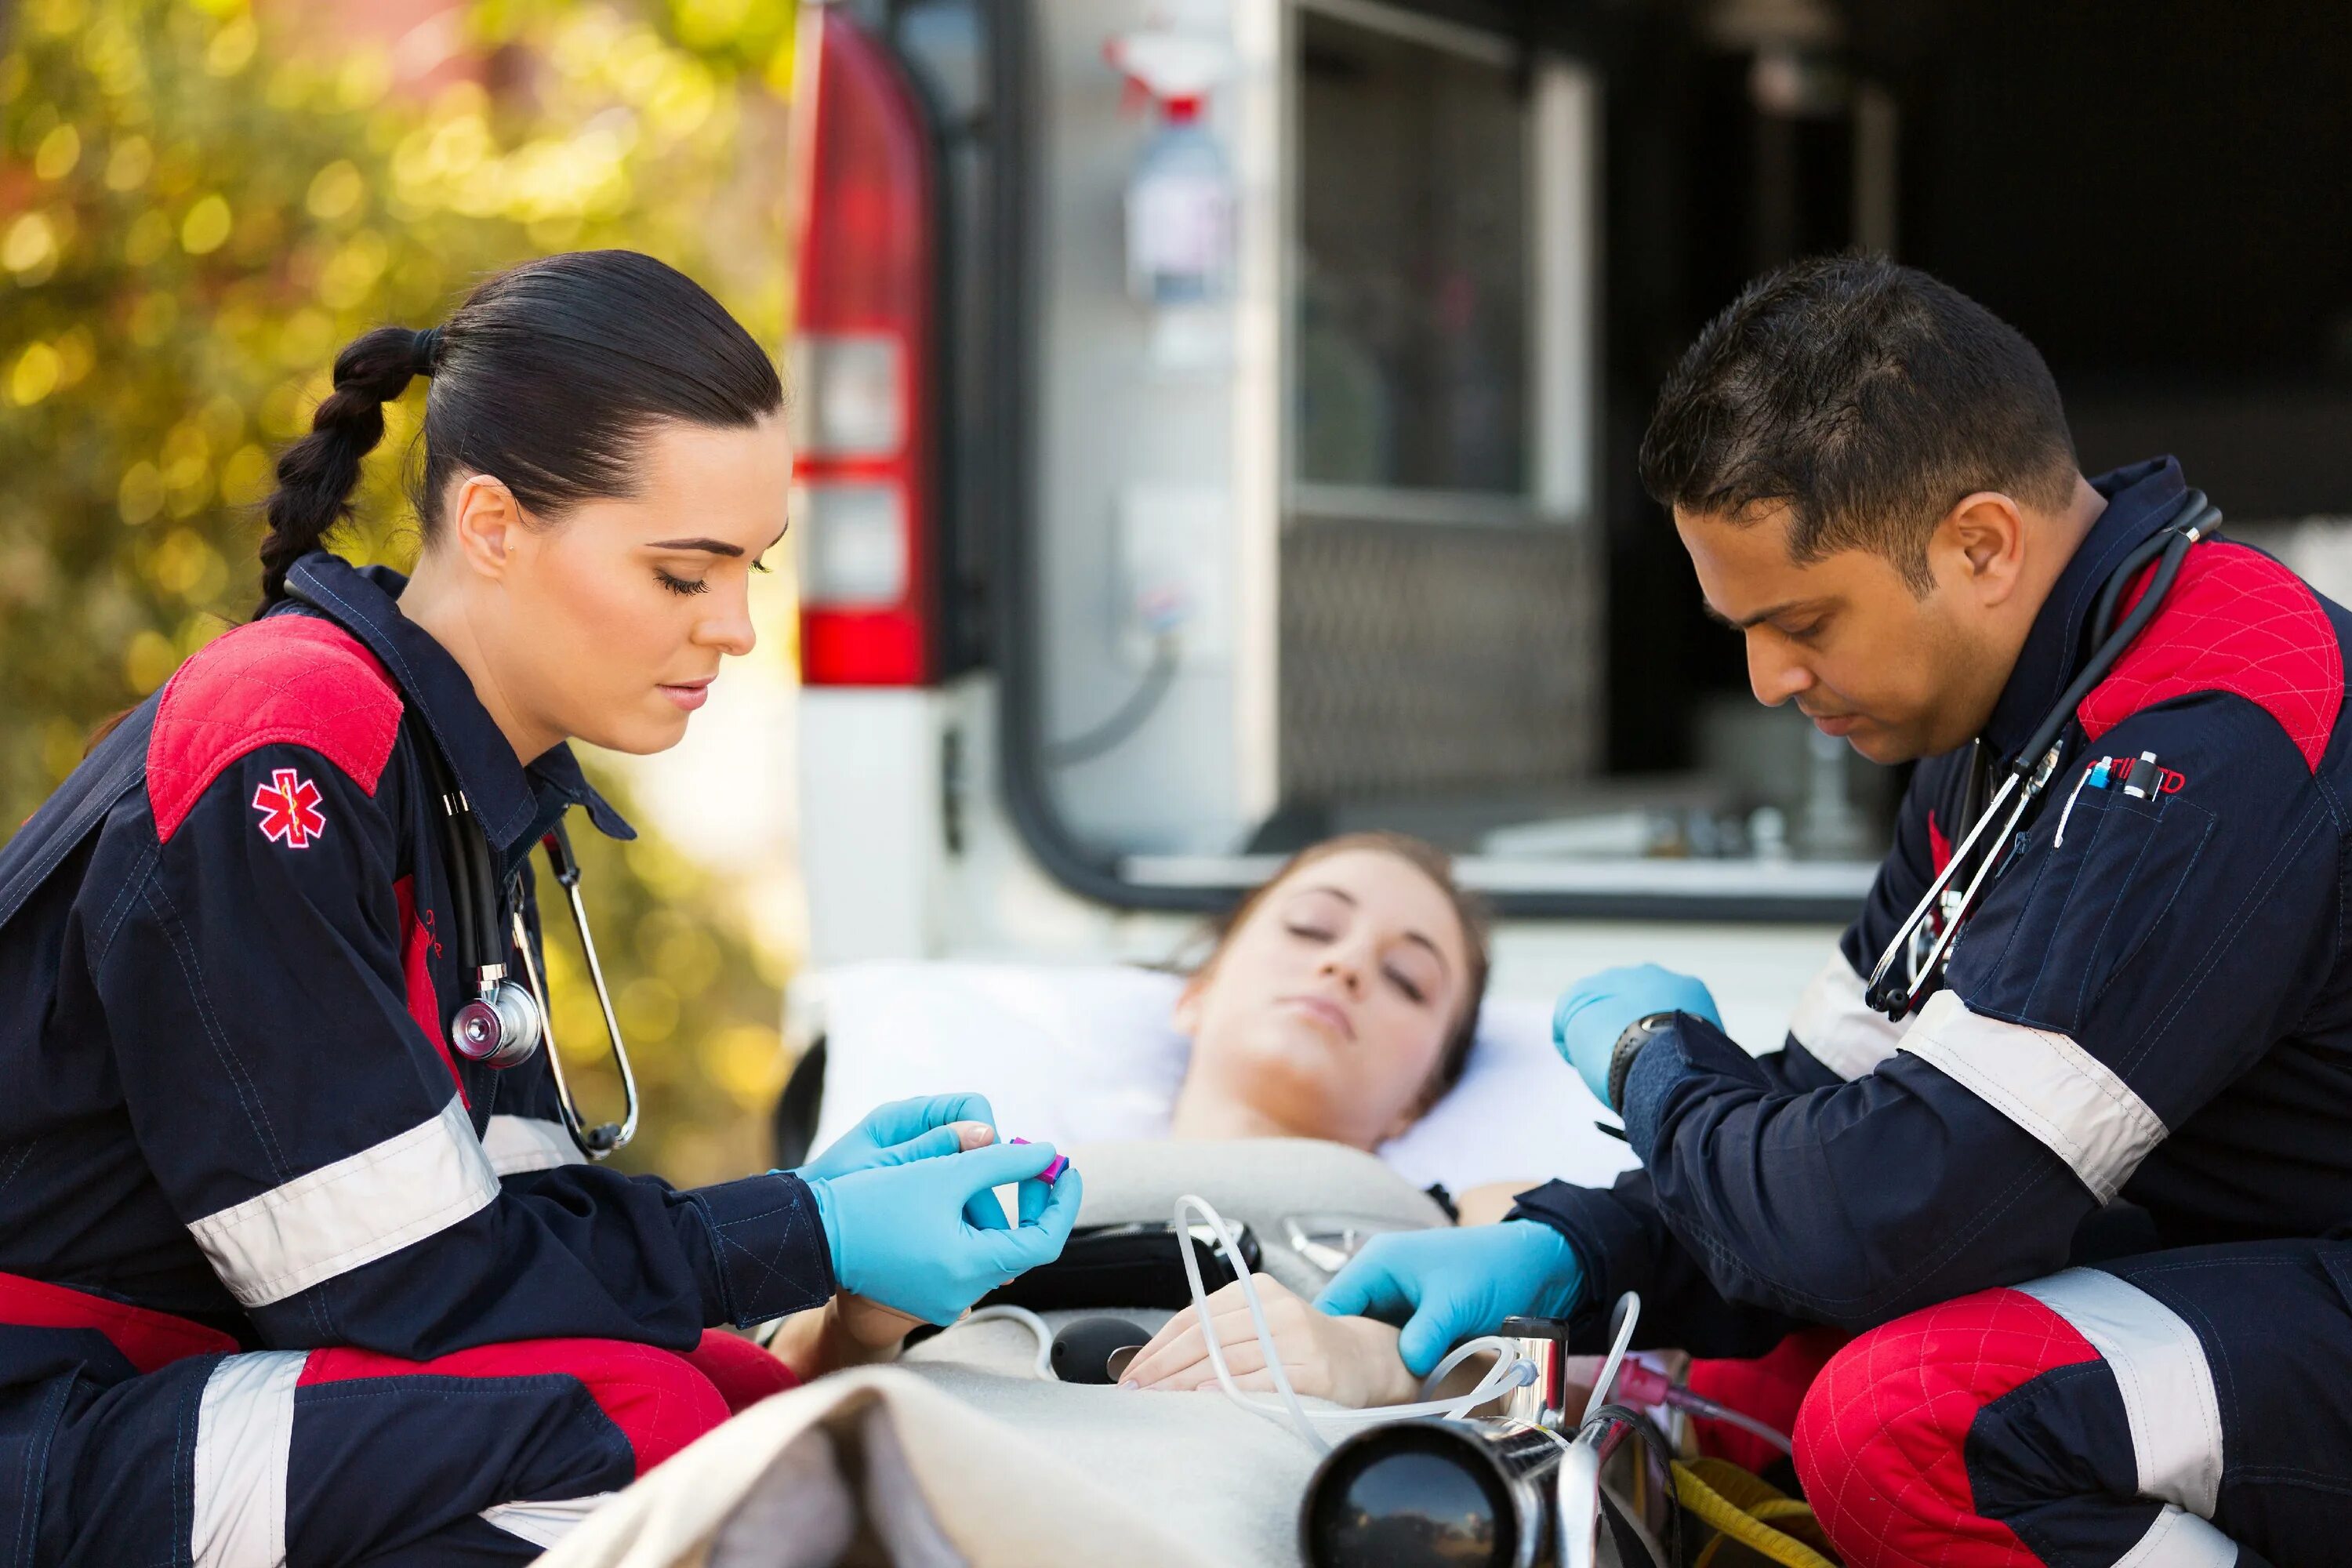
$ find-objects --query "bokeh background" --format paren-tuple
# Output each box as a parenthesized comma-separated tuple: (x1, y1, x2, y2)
(1, 0, 808, 1182)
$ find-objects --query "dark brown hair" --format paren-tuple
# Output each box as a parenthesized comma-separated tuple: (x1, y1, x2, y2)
(1639, 253, 2076, 592)
(256, 249, 784, 609)
(1197, 831, 1492, 1117)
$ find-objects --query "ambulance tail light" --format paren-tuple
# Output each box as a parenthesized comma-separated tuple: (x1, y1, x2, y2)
(787, 5, 937, 688)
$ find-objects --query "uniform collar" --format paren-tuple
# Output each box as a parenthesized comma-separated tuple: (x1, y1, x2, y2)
(279, 551, 635, 854)
(1980, 457, 2188, 762)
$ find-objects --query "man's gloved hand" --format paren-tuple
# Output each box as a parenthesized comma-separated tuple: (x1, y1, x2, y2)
(806, 1139, 1081, 1325)
(796, 1094, 998, 1183)
(1312, 1221, 1582, 1377)
(1553, 964, 1720, 1109)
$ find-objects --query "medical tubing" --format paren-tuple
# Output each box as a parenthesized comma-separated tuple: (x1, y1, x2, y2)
(1423, 1336, 1523, 1400)
(2086, 491, 2215, 661)
(1170, 1195, 1538, 1451)
(1663, 1388, 1795, 1456)
(964, 1305, 1057, 1380)
(1609, 1346, 1795, 1456)
(2015, 492, 2216, 775)
(1173, 1194, 1327, 1447)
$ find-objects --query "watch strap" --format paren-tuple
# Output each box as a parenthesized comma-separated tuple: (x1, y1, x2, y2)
(1606, 1011, 1679, 1112)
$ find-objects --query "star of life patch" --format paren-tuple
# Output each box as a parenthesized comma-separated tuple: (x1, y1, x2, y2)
(252, 768, 326, 848)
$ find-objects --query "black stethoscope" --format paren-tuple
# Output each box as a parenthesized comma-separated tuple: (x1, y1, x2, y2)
(414, 720, 640, 1158)
(1864, 488, 2222, 1021)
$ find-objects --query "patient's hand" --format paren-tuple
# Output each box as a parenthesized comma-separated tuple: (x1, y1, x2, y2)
(1121, 1273, 1421, 1409)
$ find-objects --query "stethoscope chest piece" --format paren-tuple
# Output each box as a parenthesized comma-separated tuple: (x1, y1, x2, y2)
(412, 717, 638, 1158)
(452, 978, 543, 1069)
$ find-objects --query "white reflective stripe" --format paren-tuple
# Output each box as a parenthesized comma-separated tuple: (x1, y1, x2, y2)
(2113, 1506, 2238, 1568)
(188, 1095, 499, 1308)
(1897, 991, 2168, 1203)
(192, 1351, 305, 1568)
(2018, 1269, 2225, 1518)
(479, 1494, 614, 1547)
(1786, 949, 1903, 1080)
(482, 1113, 586, 1176)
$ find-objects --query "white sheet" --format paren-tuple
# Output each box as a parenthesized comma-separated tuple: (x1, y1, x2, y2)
(808, 962, 1640, 1197)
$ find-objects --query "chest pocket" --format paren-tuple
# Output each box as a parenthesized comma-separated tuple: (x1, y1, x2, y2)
(1952, 781, 2216, 1035)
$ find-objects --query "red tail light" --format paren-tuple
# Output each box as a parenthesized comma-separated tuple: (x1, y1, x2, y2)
(788, 7, 936, 688)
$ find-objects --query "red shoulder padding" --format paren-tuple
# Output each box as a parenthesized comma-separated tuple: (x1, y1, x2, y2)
(2078, 542, 2343, 773)
(1795, 1289, 2096, 1567)
(147, 616, 403, 844)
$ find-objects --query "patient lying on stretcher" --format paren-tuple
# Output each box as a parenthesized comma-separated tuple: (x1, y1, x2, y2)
(767, 832, 1535, 1396)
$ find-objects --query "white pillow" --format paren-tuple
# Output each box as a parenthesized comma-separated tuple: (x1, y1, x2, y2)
(808, 962, 1639, 1200)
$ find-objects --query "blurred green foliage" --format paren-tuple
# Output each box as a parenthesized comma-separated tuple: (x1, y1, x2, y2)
(0, 0, 800, 1182)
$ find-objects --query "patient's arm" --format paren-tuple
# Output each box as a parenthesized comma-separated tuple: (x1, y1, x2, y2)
(767, 1292, 924, 1378)
(1454, 1181, 1537, 1227)
(1122, 1274, 1423, 1409)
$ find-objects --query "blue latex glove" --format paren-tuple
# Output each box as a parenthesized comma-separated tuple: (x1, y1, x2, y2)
(797, 1094, 998, 1183)
(806, 1139, 1082, 1325)
(1313, 1221, 1582, 1377)
(1552, 963, 1720, 1110)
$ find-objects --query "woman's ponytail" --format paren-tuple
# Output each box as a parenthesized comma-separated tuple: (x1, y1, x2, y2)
(255, 323, 433, 610)
(255, 251, 782, 609)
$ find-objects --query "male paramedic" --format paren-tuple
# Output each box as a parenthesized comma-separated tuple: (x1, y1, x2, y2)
(1319, 255, 2352, 1568)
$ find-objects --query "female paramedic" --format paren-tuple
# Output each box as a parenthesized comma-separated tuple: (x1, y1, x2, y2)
(0, 248, 1079, 1565)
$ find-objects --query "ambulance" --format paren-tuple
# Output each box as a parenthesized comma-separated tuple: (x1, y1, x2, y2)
(778, 0, 2352, 1053)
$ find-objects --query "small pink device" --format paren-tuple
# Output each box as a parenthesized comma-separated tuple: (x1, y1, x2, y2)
(1009, 1136, 1069, 1185)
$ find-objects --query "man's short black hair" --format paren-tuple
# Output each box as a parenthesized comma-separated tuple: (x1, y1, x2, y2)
(1639, 255, 2078, 590)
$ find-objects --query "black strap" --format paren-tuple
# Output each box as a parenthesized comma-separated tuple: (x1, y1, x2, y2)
(0, 696, 161, 938)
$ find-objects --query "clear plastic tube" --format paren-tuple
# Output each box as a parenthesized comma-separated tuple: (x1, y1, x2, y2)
(1171, 1194, 1537, 1451)
(1662, 1388, 1794, 1455)
(964, 1304, 1056, 1381)
(1608, 1345, 1794, 1453)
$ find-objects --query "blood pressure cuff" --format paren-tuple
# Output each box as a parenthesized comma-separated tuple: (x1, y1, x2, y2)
(1042, 1136, 1452, 1302)
(975, 1220, 1261, 1313)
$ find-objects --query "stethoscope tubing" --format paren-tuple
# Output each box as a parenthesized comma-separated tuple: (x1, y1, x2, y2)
(1865, 489, 2220, 1019)
(412, 717, 637, 1158)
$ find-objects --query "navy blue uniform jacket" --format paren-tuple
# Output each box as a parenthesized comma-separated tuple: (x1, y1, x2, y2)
(1514, 459, 2352, 1355)
(0, 552, 833, 1372)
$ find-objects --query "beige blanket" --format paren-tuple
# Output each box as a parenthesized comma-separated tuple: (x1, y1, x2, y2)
(539, 1139, 1452, 1568)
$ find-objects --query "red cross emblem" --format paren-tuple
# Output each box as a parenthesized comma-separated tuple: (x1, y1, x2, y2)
(252, 768, 326, 848)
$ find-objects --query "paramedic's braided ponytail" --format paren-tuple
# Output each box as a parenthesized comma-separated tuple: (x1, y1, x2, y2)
(256, 251, 782, 613)
(256, 324, 432, 610)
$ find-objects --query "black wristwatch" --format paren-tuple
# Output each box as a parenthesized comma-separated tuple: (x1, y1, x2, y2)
(1606, 1011, 1679, 1113)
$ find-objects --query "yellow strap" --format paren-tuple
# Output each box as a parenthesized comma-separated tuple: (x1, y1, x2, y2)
(1671, 1459, 1842, 1568)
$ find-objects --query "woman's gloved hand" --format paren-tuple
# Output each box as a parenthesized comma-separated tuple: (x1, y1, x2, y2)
(1313, 1221, 1582, 1377)
(796, 1094, 999, 1183)
(805, 1139, 1082, 1325)
(1553, 963, 1720, 1109)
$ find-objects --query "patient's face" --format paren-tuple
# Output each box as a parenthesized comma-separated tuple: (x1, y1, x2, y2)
(1174, 848, 1472, 1149)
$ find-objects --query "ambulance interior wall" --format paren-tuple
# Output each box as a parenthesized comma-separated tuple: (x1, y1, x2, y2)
(1601, 0, 2352, 783)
